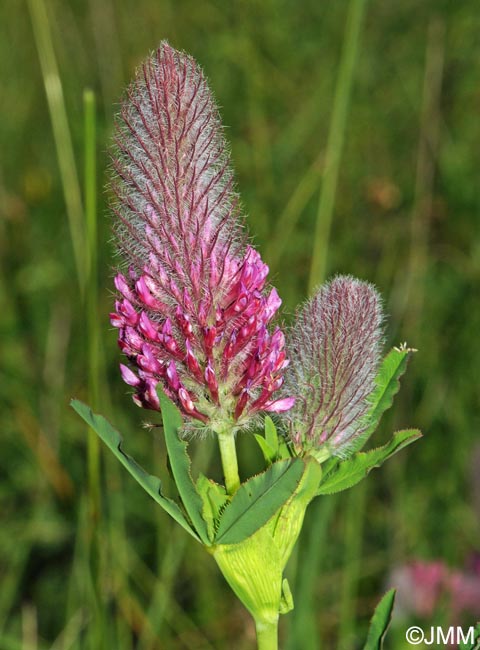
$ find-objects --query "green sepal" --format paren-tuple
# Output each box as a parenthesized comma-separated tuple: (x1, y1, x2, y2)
(349, 347, 412, 454)
(70, 399, 201, 542)
(317, 429, 422, 495)
(362, 589, 396, 650)
(196, 474, 228, 543)
(157, 390, 210, 545)
(215, 458, 305, 545)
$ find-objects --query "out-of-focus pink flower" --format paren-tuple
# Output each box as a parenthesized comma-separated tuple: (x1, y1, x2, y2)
(283, 276, 383, 459)
(390, 559, 480, 624)
(110, 42, 291, 430)
(448, 565, 480, 622)
(391, 561, 448, 619)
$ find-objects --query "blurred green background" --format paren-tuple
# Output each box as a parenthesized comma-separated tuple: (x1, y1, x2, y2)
(1, 0, 479, 648)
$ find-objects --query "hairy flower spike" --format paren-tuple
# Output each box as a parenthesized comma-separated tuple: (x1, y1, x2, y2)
(283, 276, 383, 459)
(110, 41, 291, 431)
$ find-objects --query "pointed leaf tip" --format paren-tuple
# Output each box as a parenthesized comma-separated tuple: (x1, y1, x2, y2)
(363, 589, 396, 650)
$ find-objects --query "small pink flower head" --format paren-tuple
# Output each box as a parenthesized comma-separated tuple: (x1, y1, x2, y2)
(110, 42, 291, 431)
(283, 276, 383, 459)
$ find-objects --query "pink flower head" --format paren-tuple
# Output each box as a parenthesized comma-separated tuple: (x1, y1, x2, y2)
(110, 42, 291, 431)
(283, 276, 383, 459)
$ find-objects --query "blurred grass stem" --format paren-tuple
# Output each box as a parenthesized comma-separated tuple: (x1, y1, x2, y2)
(338, 482, 367, 648)
(27, 0, 85, 292)
(83, 89, 106, 647)
(308, 0, 367, 292)
(403, 18, 445, 326)
(84, 89, 101, 521)
(267, 154, 322, 272)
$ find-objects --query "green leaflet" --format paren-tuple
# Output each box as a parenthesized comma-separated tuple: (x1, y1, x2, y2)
(215, 458, 305, 545)
(350, 347, 412, 454)
(363, 589, 396, 650)
(157, 391, 210, 545)
(254, 416, 278, 465)
(254, 415, 278, 465)
(70, 399, 200, 542)
(264, 416, 279, 453)
(254, 434, 277, 465)
(254, 416, 292, 464)
(317, 429, 422, 495)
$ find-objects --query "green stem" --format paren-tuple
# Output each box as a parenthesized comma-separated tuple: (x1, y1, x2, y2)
(217, 427, 240, 495)
(255, 617, 279, 650)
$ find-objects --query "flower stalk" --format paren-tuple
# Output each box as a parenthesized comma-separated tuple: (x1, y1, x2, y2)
(254, 619, 279, 650)
(216, 426, 241, 495)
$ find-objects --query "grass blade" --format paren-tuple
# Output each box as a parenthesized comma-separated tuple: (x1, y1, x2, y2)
(27, 0, 85, 290)
(308, 0, 367, 291)
(83, 88, 101, 522)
